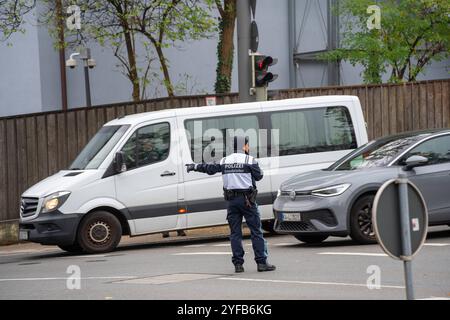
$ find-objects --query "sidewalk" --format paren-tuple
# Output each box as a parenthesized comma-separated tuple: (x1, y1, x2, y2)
(0, 226, 248, 255)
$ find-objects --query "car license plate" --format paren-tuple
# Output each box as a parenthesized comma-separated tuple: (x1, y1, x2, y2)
(283, 213, 301, 222)
(19, 230, 29, 240)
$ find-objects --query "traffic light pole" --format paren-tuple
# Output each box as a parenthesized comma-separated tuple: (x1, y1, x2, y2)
(237, 0, 255, 103)
(255, 87, 267, 101)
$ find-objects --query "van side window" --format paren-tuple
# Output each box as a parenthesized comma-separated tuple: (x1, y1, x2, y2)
(122, 132, 137, 170)
(402, 135, 450, 165)
(121, 122, 170, 170)
(185, 115, 260, 162)
(270, 106, 357, 156)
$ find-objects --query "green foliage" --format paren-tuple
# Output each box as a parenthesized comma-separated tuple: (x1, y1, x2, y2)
(321, 0, 450, 83)
(215, 18, 231, 93)
(0, 0, 36, 42)
(214, 0, 236, 94)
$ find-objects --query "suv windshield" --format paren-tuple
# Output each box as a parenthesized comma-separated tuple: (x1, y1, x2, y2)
(70, 125, 129, 170)
(328, 134, 429, 171)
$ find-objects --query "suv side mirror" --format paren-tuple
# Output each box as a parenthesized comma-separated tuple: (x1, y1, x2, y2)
(114, 152, 127, 173)
(403, 155, 428, 171)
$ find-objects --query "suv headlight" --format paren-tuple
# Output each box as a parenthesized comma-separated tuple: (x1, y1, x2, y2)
(277, 189, 281, 197)
(41, 191, 71, 213)
(311, 184, 351, 197)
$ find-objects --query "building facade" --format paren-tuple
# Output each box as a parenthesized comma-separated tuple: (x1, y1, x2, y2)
(0, 0, 448, 117)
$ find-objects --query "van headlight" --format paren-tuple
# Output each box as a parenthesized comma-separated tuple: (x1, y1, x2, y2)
(41, 191, 71, 213)
(311, 184, 351, 197)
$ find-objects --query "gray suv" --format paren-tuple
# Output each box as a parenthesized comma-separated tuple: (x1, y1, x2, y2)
(273, 129, 450, 244)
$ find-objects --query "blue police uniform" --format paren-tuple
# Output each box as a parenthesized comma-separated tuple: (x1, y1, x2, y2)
(189, 137, 275, 272)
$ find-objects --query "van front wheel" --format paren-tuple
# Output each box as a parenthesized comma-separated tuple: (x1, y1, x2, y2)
(77, 211, 122, 254)
(58, 243, 84, 253)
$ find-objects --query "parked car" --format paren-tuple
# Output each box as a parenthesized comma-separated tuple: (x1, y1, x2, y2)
(273, 129, 450, 244)
(19, 95, 368, 253)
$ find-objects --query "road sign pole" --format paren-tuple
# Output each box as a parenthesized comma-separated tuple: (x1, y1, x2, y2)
(398, 173, 415, 300)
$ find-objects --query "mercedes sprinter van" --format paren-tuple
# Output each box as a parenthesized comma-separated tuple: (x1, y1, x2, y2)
(19, 96, 368, 253)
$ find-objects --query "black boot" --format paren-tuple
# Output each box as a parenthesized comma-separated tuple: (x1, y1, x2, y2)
(235, 265, 245, 273)
(257, 263, 276, 272)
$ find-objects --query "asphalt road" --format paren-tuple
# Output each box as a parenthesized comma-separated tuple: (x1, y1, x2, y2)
(0, 226, 449, 300)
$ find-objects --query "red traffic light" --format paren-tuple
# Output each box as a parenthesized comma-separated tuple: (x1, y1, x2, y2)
(255, 56, 277, 71)
(254, 55, 278, 87)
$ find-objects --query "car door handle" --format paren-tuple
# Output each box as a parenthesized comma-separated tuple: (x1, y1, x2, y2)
(161, 171, 176, 177)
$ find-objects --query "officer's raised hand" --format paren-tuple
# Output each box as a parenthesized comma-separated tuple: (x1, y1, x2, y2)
(185, 164, 197, 173)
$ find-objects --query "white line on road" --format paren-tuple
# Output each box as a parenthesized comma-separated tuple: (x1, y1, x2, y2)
(219, 277, 405, 289)
(423, 243, 450, 247)
(0, 276, 136, 282)
(317, 252, 388, 257)
(272, 243, 297, 246)
(212, 244, 231, 247)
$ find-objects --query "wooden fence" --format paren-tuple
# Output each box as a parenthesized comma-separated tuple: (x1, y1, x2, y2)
(0, 79, 449, 224)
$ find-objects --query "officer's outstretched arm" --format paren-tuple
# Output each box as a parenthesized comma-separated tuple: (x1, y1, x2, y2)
(248, 158, 264, 181)
(195, 163, 223, 175)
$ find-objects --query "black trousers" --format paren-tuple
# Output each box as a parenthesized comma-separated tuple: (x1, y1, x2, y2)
(226, 195, 268, 265)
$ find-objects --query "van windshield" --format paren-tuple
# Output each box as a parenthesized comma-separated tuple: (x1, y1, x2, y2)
(69, 125, 129, 170)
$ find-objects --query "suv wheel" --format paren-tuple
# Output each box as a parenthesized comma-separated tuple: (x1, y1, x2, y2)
(350, 194, 377, 244)
(77, 211, 122, 253)
(294, 235, 328, 244)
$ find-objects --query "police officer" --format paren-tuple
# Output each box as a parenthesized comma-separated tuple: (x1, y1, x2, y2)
(186, 136, 276, 273)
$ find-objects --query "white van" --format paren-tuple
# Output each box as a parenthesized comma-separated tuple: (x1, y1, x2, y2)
(19, 96, 368, 253)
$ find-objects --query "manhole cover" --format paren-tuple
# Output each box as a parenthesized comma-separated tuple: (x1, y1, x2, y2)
(115, 273, 224, 285)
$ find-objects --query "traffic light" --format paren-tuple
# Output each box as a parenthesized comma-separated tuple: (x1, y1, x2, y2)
(253, 55, 278, 87)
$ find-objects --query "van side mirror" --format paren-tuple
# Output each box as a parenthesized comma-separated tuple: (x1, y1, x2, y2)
(114, 152, 127, 173)
(403, 155, 428, 171)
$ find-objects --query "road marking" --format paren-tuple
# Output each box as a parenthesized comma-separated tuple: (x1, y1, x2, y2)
(317, 252, 388, 257)
(219, 277, 404, 289)
(423, 243, 450, 247)
(0, 276, 136, 282)
(417, 297, 450, 300)
(212, 244, 230, 247)
(272, 243, 297, 246)
(173, 252, 233, 256)
(182, 244, 207, 248)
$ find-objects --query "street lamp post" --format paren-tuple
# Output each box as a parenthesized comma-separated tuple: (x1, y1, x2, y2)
(66, 47, 96, 108)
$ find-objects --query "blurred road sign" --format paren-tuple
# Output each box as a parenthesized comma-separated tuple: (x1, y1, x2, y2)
(205, 97, 216, 106)
(372, 175, 428, 300)
(373, 178, 428, 259)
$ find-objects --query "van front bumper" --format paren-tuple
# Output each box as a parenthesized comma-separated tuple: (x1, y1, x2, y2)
(19, 212, 82, 246)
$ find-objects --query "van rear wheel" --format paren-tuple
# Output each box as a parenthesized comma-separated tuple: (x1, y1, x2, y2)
(77, 211, 122, 254)
(261, 220, 276, 234)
